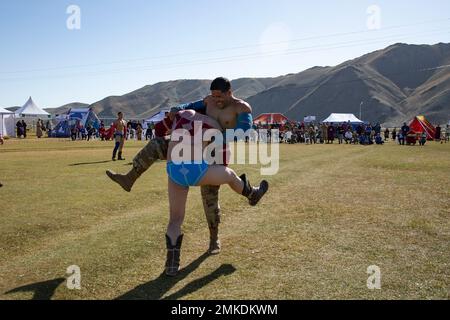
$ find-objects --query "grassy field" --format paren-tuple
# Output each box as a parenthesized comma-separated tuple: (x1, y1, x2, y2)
(0, 137, 449, 300)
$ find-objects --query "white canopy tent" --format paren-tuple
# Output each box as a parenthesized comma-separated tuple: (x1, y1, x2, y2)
(15, 97, 50, 118)
(322, 113, 364, 124)
(0, 106, 15, 137)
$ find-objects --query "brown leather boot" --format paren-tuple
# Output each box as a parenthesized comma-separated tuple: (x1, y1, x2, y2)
(165, 234, 183, 277)
(106, 167, 140, 192)
(208, 226, 221, 255)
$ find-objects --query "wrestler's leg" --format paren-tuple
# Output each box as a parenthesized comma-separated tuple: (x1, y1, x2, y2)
(199, 166, 269, 206)
(112, 135, 120, 161)
(167, 178, 188, 244)
(201, 185, 221, 254)
(165, 178, 188, 276)
(106, 137, 169, 192)
(199, 166, 244, 193)
(118, 136, 125, 160)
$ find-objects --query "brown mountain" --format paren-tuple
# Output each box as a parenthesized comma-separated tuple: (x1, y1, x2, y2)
(247, 42, 450, 126)
(50, 42, 450, 125)
(45, 102, 90, 115)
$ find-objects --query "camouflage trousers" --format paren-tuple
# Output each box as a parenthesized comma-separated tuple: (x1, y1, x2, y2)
(132, 137, 221, 228)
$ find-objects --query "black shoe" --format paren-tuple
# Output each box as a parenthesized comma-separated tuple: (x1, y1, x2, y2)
(240, 174, 269, 206)
(118, 152, 125, 161)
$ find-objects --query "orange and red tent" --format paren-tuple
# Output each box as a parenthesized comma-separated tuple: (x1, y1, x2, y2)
(409, 115, 436, 140)
(254, 113, 291, 125)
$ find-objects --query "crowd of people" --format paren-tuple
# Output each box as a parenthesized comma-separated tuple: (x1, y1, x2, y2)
(67, 120, 157, 142)
(15, 119, 53, 139)
(254, 121, 449, 146)
(5, 117, 449, 146)
(257, 121, 388, 145)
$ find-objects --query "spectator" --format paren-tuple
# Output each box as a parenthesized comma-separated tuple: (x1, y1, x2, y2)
(398, 132, 405, 145)
(384, 128, 390, 141)
(71, 125, 78, 141)
(435, 125, 441, 142)
(359, 134, 368, 145)
(344, 129, 353, 144)
(419, 132, 427, 146)
(87, 124, 96, 141)
(365, 123, 373, 139)
(46, 120, 53, 137)
(401, 122, 409, 138)
(327, 123, 335, 144)
(21, 120, 27, 138)
(16, 120, 23, 138)
(321, 123, 328, 144)
(375, 134, 384, 145)
(352, 131, 359, 144)
(99, 121, 106, 141)
(137, 123, 143, 141)
(36, 119, 43, 138)
(308, 125, 316, 144)
(80, 125, 87, 140)
(392, 128, 397, 141)
(374, 123, 382, 135)
(337, 124, 344, 144)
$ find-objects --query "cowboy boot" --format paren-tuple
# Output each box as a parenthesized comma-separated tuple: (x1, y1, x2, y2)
(118, 151, 125, 161)
(106, 167, 141, 192)
(240, 174, 269, 206)
(208, 225, 221, 255)
(165, 234, 183, 277)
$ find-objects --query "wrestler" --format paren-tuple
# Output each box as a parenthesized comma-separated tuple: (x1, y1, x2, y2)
(106, 77, 254, 254)
(164, 109, 268, 276)
(111, 112, 127, 161)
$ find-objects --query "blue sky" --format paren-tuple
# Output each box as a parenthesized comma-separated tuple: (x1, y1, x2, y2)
(1, 0, 449, 108)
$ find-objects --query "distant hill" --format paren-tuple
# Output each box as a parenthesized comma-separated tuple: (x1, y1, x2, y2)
(246, 42, 450, 126)
(45, 102, 90, 115)
(49, 42, 450, 125)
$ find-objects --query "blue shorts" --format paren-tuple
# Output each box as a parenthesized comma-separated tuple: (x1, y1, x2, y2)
(167, 161, 209, 188)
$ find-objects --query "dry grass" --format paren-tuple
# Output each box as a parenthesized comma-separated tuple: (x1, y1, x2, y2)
(0, 137, 449, 300)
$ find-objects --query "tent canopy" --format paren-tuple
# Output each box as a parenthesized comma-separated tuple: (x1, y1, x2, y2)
(145, 110, 169, 124)
(15, 97, 50, 117)
(409, 115, 436, 140)
(51, 108, 100, 138)
(0, 107, 13, 114)
(0, 108, 15, 137)
(322, 113, 363, 124)
(254, 113, 291, 125)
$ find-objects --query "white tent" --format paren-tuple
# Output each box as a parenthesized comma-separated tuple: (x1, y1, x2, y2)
(322, 113, 364, 124)
(0, 107, 16, 137)
(15, 97, 50, 118)
(145, 110, 169, 124)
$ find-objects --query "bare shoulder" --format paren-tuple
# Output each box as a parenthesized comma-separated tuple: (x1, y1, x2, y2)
(233, 98, 252, 114)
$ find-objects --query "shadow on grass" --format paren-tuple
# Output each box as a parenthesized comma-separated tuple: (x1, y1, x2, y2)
(4, 278, 65, 300)
(116, 253, 236, 300)
(69, 160, 113, 166)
